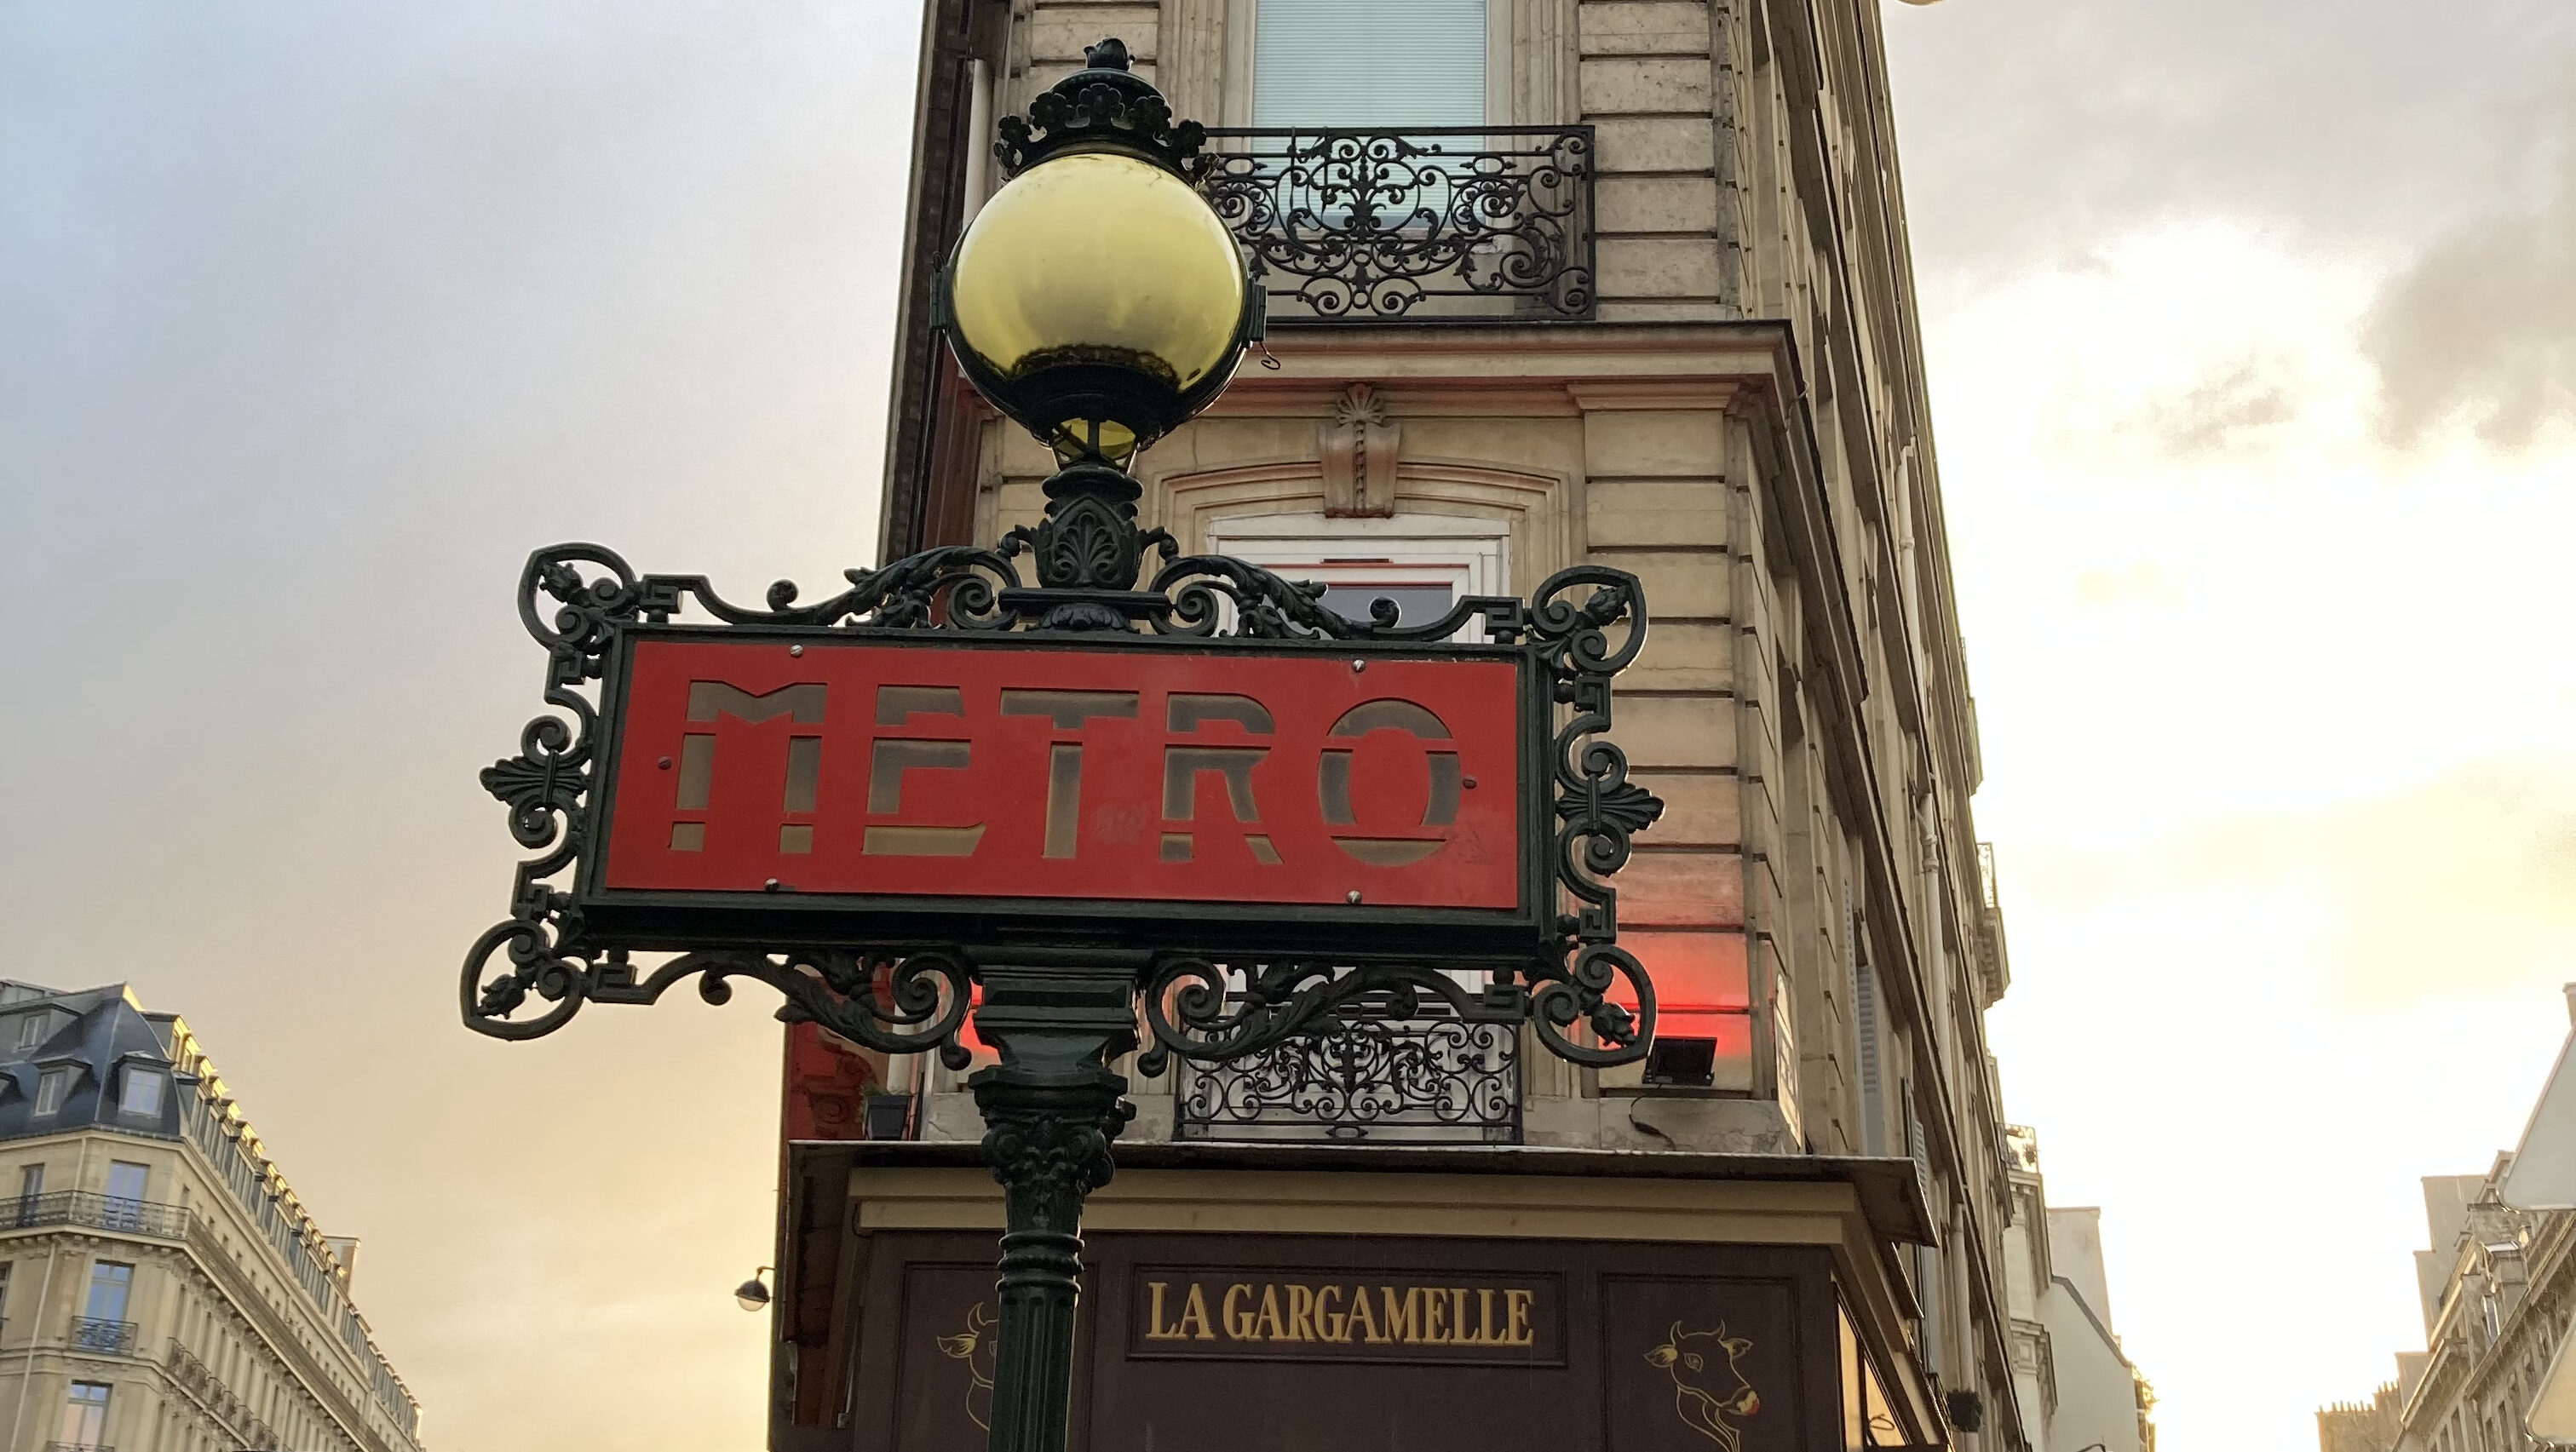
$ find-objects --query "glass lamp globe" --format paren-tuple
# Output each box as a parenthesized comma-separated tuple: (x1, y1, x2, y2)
(945, 149, 1253, 464)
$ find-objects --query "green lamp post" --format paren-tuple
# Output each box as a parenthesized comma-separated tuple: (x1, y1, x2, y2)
(935, 39, 1256, 1452)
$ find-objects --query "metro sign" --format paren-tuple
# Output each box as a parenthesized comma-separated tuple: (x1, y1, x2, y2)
(572, 629, 1551, 959)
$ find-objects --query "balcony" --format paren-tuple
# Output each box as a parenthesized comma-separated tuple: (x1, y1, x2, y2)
(45, 1443, 112, 1452)
(0, 1191, 187, 1239)
(1175, 986, 1521, 1144)
(1199, 126, 1596, 324)
(69, 1317, 136, 1356)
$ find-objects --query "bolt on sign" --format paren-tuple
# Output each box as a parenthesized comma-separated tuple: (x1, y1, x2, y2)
(581, 633, 1543, 956)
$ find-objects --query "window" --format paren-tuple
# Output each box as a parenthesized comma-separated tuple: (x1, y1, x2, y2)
(32, 1068, 69, 1116)
(1849, 890, 1888, 1155)
(58, 1381, 108, 1449)
(104, 1162, 147, 1230)
(118, 1065, 163, 1118)
(83, 1260, 131, 1322)
(1252, 0, 1488, 128)
(17, 1164, 42, 1203)
(1203, 514, 1508, 640)
(13, 1014, 43, 1051)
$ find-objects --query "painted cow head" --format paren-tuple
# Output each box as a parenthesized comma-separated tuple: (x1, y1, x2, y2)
(935, 1300, 998, 1432)
(1647, 1320, 1760, 1448)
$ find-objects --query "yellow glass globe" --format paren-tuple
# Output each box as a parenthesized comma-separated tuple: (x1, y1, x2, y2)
(948, 151, 1248, 434)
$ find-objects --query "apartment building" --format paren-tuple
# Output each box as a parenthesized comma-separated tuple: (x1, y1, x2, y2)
(774, 0, 2050, 1444)
(0, 982, 423, 1452)
(1999, 1127, 2156, 1452)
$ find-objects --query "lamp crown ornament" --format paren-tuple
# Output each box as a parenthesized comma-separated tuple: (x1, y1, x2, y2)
(994, 38, 1208, 180)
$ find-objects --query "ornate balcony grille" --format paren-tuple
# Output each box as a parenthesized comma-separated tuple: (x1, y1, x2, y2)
(1199, 126, 1596, 324)
(169, 1340, 270, 1444)
(1174, 984, 1521, 1144)
(70, 1317, 136, 1356)
(0, 1191, 187, 1239)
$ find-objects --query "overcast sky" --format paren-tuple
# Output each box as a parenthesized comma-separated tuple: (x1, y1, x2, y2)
(2, 3, 2570, 1449)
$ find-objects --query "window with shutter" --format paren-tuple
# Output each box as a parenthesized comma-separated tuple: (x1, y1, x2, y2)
(1849, 888, 1886, 1156)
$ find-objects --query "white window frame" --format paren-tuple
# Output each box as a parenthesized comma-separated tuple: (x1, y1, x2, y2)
(1203, 513, 1510, 640)
(59, 1380, 109, 1447)
(1223, 0, 1514, 129)
(1204, 511, 1509, 1001)
(117, 1065, 163, 1118)
(32, 1069, 69, 1117)
(14, 1014, 43, 1051)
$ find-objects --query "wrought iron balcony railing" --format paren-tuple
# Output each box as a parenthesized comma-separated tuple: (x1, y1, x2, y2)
(45, 1442, 112, 1452)
(1175, 986, 1521, 1144)
(1199, 126, 1596, 324)
(0, 1190, 187, 1239)
(70, 1317, 136, 1355)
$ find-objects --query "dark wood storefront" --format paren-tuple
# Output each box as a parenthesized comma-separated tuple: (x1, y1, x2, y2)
(774, 1144, 1942, 1451)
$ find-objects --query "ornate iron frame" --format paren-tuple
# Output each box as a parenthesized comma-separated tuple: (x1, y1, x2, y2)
(463, 469, 1664, 1073)
(1199, 126, 1596, 323)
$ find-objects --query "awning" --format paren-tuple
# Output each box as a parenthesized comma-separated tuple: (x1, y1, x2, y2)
(2501, 1018, 2576, 1212)
(2531, 1331, 2576, 1439)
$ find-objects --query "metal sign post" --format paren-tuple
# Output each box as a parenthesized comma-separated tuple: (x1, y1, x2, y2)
(460, 38, 1665, 1452)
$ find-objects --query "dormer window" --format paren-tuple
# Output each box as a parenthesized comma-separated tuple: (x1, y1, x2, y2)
(33, 1068, 70, 1117)
(14, 1015, 43, 1051)
(118, 1066, 164, 1118)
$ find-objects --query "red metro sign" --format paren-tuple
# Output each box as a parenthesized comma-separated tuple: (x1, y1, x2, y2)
(576, 631, 1548, 958)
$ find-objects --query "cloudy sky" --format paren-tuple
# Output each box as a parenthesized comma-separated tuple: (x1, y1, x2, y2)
(2, 2, 2569, 1449)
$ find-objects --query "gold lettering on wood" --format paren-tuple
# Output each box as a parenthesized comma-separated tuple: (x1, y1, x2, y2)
(1383, 1286, 1421, 1344)
(1177, 1282, 1214, 1340)
(1344, 1283, 1383, 1343)
(1136, 1275, 1544, 1354)
(1252, 1284, 1286, 1343)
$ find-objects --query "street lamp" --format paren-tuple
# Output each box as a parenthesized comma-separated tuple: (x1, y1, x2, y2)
(940, 37, 1256, 469)
(733, 1266, 772, 1312)
(463, 34, 1666, 1452)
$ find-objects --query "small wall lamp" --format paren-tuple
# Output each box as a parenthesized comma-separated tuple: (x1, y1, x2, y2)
(734, 1266, 773, 1312)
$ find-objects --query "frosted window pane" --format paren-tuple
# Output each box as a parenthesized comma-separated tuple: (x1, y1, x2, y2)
(1255, 0, 1486, 128)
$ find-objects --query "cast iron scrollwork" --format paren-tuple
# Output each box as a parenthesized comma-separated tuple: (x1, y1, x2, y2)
(1524, 565, 1662, 1067)
(466, 519, 1660, 1068)
(1174, 990, 1521, 1143)
(1199, 127, 1596, 322)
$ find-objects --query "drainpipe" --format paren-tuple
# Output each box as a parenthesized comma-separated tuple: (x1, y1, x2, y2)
(962, 59, 996, 224)
(9, 1134, 95, 1449)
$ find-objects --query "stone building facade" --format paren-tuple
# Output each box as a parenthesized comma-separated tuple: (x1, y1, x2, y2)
(2318, 1383, 2401, 1452)
(2325, 989, 2576, 1450)
(2001, 1126, 2157, 1452)
(2381, 1161, 2573, 1449)
(0, 982, 423, 1452)
(776, 0, 2058, 1445)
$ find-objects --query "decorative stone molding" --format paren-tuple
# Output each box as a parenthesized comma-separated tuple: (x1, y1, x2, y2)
(1318, 384, 1401, 518)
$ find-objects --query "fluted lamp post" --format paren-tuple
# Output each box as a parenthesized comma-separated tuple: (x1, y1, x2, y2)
(936, 38, 1256, 1452)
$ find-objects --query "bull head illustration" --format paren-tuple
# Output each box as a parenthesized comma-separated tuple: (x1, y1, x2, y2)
(935, 1300, 998, 1432)
(1646, 1319, 1760, 1449)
